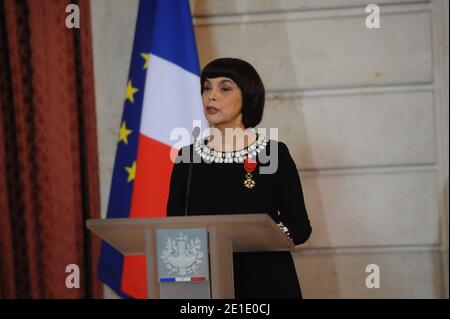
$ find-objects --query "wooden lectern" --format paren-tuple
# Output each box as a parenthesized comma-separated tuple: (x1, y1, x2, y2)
(86, 214, 294, 299)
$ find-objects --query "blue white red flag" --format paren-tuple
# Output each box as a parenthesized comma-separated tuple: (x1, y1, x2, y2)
(98, 0, 207, 298)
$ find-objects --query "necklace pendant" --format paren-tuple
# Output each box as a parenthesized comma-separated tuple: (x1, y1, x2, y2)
(243, 172, 256, 189)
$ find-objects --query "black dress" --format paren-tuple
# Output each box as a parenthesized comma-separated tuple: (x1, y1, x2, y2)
(166, 137, 312, 299)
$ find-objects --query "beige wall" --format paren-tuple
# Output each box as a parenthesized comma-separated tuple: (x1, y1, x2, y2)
(91, 0, 449, 298)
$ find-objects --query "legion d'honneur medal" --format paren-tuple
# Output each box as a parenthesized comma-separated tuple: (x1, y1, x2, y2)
(243, 157, 257, 189)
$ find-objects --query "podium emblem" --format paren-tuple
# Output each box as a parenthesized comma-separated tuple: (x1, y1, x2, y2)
(157, 229, 209, 281)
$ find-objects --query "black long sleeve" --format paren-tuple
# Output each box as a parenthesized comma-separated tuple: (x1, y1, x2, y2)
(274, 142, 312, 245)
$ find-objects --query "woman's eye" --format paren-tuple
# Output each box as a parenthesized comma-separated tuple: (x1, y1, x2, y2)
(222, 87, 231, 92)
(204, 86, 211, 91)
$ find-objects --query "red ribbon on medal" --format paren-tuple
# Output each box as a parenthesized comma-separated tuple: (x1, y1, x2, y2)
(244, 157, 257, 173)
(243, 157, 257, 189)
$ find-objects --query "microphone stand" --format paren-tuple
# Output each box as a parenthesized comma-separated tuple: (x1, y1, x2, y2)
(184, 127, 200, 216)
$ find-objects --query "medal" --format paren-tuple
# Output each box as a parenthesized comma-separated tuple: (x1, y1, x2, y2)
(243, 157, 257, 189)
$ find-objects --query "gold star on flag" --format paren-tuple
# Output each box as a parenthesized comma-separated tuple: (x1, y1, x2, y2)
(125, 80, 139, 103)
(125, 161, 136, 183)
(140, 52, 150, 69)
(118, 121, 133, 145)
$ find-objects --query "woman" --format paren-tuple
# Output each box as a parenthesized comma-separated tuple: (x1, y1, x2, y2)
(166, 57, 312, 298)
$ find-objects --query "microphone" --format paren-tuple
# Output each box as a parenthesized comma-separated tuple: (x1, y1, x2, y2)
(184, 127, 200, 216)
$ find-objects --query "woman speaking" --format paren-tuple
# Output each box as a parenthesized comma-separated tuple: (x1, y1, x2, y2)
(167, 57, 312, 299)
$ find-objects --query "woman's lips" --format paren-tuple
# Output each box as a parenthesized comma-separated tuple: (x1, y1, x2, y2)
(205, 106, 220, 114)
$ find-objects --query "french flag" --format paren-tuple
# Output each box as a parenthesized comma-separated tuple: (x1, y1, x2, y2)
(98, 0, 208, 298)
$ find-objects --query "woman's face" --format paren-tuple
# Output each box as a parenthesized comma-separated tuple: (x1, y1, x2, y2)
(202, 77, 243, 128)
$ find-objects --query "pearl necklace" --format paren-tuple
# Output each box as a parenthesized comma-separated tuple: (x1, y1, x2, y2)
(194, 134, 269, 163)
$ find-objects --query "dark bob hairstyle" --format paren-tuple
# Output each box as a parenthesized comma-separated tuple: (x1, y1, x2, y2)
(200, 58, 265, 129)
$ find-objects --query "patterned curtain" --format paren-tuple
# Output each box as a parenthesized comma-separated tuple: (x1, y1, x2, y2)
(0, 0, 102, 298)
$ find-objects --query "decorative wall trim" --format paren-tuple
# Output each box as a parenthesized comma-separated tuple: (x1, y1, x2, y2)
(193, 2, 431, 26)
